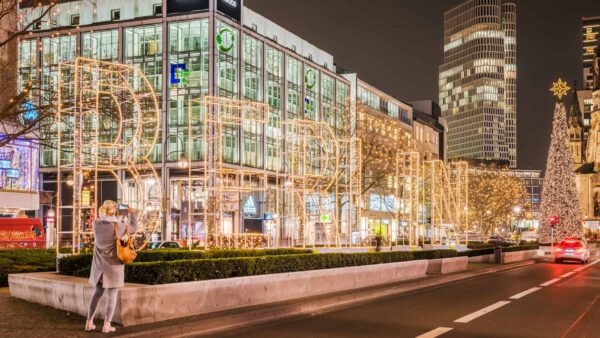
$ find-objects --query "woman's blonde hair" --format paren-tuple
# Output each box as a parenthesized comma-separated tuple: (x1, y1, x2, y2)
(98, 200, 118, 217)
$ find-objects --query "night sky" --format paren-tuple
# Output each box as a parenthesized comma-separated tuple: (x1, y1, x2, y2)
(245, 0, 600, 171)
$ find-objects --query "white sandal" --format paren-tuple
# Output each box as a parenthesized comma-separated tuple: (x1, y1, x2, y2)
(102, 323, 116, 333)
(85, 320, 96, 331)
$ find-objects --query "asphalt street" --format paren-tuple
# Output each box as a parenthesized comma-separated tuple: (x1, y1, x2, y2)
(214, 259, 600, 338)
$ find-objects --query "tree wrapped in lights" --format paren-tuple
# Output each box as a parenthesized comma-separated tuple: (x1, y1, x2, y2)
(540, 79, 582, 243)
(468, 164, 526, 235)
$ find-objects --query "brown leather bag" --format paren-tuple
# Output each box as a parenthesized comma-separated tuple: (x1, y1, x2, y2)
(113, 223, 137, 264)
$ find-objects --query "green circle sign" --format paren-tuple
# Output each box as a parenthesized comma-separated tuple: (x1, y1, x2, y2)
(305, 69, 316, 90)
(216, 27, 234, 53)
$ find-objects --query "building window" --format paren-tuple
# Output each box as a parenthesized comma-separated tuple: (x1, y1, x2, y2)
(111, 9, 120, 21)
(82, 30, 119, 61)
(216, 21, 239, 98)
(304, 65, 319, 121)
(153, 4, 162, 16)
(266, 46, 283, 171)
(33, 21, 41, 30)
(71, 14, 80, 26)
(168, 19, 209, 162)
(242, 35, 263, 101)
(124, 25, 163, 162)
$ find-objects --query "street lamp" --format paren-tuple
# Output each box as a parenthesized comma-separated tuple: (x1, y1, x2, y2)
(512, 206, 522, 232)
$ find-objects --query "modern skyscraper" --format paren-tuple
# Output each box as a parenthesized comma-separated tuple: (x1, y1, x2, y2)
(439, 0, 517, 168)
(583, 16, 600, 90)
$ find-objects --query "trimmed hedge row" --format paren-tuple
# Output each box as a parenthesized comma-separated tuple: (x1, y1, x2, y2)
(124, 250, 458, 285)
(0, 249, 56, 287)
(459, 248, 495, 257)
(502, 243, 539, 252)
(459, 244, 540, 257)
(58, 248, 314, 276)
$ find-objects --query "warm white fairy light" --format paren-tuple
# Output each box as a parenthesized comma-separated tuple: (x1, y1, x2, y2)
(540, 95, 583, 243)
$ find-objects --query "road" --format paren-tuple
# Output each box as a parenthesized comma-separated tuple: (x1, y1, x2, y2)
(214, 259, 600, 338)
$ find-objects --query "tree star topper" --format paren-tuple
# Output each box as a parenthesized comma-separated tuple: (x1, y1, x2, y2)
(550, 78, 571, 100)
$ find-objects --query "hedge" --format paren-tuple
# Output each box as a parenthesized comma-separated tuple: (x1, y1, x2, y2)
(459, 248, 495, 257)
(0, 249, 56, 287)
(58, 248, 314, 277)
(501, 243, 539, 252)
(58, 249, 457, 284)
(125, 250, 457, 285)
(459, 244, 540, 257)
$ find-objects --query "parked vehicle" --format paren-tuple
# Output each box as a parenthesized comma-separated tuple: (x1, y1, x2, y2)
(554, 238, 590, 264)
(520, 231, 538, 243)
(147, 241, 181, 250)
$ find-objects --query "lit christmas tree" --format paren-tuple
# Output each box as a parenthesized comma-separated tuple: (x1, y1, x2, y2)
(540, 79, 582, 243)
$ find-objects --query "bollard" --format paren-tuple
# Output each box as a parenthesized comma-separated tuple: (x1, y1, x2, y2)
(494, 247, 503, 264)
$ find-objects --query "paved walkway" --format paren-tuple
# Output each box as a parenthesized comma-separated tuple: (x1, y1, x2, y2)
(0, 288, 102, 338)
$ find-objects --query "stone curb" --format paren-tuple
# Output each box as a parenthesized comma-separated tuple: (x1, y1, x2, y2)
(114, 259, 537, 338)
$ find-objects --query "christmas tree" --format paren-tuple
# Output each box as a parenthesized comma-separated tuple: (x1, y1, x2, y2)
(540, 79, 582, 243)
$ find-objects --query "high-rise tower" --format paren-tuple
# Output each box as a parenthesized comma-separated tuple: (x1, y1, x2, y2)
(439, 0, 517, 167)
(583, 16, 600, 90)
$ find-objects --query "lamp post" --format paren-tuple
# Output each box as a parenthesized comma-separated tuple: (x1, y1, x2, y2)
(512, 206, 522, 232)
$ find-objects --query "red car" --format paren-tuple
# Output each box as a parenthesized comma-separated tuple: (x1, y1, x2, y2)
(554, 238, 590, 264)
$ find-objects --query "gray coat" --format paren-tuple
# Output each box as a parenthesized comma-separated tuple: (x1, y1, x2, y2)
(89, 214, 137, 288)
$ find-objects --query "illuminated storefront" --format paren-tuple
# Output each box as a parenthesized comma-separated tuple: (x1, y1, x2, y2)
(0, 131, 40, 216)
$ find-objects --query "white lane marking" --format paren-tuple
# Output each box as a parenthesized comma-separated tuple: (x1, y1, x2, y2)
(540, 278, 562, 287)
(560, 271, 576, 278)
(454, 301, 511, 323)
(415, 327, 453, 338)
(574, 259, 600, 272)
(509, 287, 542, 300)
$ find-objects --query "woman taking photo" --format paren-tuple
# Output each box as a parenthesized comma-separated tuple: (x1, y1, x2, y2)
(85, 200, 137, 333)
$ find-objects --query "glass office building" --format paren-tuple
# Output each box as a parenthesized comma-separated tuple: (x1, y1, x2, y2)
(439, 0, 517, 168)
(17, 0, 358, 241)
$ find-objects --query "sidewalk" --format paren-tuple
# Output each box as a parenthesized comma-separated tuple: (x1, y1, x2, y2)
(0, 260, 536, 338)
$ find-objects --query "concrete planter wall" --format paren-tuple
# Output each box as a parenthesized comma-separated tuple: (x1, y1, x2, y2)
(467, 253, 495, 263)
(502, 249, 540, 263)
(10, 259, 428, 326)
(426, 256, 468, 274)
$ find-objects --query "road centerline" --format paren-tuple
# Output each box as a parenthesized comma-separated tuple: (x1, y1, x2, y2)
(415, 327, 453, 338)
(509, 287, 542, 300)
(454, 301, 511, 323)
(540, 278, 562, 287)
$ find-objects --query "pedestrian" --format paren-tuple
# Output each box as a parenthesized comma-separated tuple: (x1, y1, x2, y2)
(85, 200, 137, 333)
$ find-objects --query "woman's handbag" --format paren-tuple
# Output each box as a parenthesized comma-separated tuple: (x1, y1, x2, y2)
(113, 223, 137, 264)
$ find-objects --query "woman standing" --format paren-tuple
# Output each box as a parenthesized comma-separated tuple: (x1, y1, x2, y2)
(85, 200, 137, 333)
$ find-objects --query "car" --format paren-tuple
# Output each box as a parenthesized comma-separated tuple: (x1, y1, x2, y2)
(520, 231, 538, 243)
(554, 238, 590, 264)
(147, 241, 182, 250)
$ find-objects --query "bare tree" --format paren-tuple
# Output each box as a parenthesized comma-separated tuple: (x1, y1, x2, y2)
(0, 0, 56, 147)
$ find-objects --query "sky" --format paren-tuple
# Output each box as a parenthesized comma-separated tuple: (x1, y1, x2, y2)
(245, 0, 600, 171)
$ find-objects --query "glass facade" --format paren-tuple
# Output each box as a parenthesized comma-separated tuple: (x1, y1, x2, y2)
(40, 35, 76, 167)
(168, 19, 209, 162)
(17, 40, 37, 93)
(304, 65, 318, 121)
(266, 46, 283, 171)
(20, 10, 354, 243)
(82, 30, 119, 61)
(124, 25, 163, 162)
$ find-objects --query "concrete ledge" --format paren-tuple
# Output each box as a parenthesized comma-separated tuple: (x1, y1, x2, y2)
(426, 256, 468, 274)
(9, 260, 428, 326)
(502, 249, 540, 263)
(468, 254, 495, 263)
